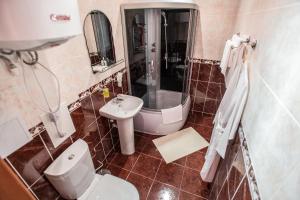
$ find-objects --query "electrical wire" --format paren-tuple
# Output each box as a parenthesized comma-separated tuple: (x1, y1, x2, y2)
(0, 49, 65, 137)
(18, 51, 64, 137)
(19, 52, 61, 114)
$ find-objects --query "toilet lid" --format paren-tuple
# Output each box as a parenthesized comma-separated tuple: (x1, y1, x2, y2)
(78, 174, 139, 200)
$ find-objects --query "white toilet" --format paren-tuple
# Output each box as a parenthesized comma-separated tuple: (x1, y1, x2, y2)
(44, 139, 139, 200)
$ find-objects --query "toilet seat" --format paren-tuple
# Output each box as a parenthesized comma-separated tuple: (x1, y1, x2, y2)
(78, 174, 139, 200)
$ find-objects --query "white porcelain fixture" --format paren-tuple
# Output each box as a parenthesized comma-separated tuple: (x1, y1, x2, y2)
(99, 94, 143, 155)
(121, 2, 197, 136)
(0, 0, 81, 51)
(134, 91, 191, 135)
(44, 139, 139, 200)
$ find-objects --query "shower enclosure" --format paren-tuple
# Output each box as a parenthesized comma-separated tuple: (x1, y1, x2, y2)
(121, 1, 198, 135)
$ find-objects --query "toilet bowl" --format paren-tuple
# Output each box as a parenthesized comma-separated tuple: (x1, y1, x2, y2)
(44, 139, 139, 200)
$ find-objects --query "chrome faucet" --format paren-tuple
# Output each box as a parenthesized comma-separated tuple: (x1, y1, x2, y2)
(112, 97, 124, 104)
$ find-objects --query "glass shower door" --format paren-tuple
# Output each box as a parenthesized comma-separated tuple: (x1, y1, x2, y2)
(182, 9, 198, 103)
(124, 8, 197, 109)
(144, 9, 160, 109)
(124, 9, 160, 110)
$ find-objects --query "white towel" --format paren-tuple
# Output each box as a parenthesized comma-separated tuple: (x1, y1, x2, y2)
(220, 40, 233, 75)
(232, 34, 250, 47)
(226, 45, 246, 85)
(200, 60, 249, 182)
(220, 34, 250, 80)
(215, 62, 249, 158)
(161, 104, 183, 124)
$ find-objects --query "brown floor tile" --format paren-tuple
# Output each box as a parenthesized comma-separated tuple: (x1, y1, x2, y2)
(155, 162, 184, 188)
(217, 180, 229, 200)
(179, 191, 205, 200)
(208, 181, 219, 200)
(194, 125, 212, 141)
(147, 181, 179, 200)
(186, 151, 205, 171)
(110, 152, 140, 170)
(106, 164, 130, 180)
(187, 111, 196, 123)
(232, 177, 251, 200)
(161, 156, 186, 167)
(135, 132, 161, 140)
(172, 156, 187, 166)
(181, 168, 210, 198)
(132, 154, 161, 179)
(94, 142, 106, 161)
(126, 173, 153, 200)
(194, 113, 214, 127)
(142, 141, 163, 159)
(200, 147, 208, 154)
(135, 135, 150, 152)
(105, 149, 117, 163)
(101, 133, 114, 156)
(183, 122, 196, 129)
(228, 147, 246, 199)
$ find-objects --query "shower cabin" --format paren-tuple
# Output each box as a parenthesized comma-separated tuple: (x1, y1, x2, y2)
(121, 1, 198, 135)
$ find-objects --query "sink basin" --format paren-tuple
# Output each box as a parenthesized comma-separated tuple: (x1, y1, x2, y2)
(99, 94, 143, 155)
(99, 94, 143, 120)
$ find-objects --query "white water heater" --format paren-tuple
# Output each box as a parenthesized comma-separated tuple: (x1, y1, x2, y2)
(0, 0, 82, 51)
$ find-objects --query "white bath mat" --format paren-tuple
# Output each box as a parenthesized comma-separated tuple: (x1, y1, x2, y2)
(153, 127, 209, 163)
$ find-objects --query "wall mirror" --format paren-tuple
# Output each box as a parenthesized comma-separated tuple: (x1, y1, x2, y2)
(83, 10, 117, 72)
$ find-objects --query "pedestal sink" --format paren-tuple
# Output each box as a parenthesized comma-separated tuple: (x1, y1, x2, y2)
(99, 94, 143, 155)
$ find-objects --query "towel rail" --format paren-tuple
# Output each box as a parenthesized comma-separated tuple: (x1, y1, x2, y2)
(233, 32, 257, 49)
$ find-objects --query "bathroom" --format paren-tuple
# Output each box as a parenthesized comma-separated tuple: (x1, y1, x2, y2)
(0, 0, 299, 200)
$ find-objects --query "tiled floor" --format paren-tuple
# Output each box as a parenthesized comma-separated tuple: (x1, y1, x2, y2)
(105, 112, 213, 200)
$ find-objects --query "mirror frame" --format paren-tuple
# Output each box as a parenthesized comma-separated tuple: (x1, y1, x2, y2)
(83, 10, 117, 73)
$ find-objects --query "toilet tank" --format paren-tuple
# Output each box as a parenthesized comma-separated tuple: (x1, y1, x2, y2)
(44, 139, 95, 199)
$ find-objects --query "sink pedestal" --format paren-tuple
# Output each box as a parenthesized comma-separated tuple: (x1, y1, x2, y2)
(99, 94, 143, 155)
(117, 118, 135, 155)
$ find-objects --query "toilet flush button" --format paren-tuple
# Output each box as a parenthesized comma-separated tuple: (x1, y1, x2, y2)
(68, 154, 75, 160)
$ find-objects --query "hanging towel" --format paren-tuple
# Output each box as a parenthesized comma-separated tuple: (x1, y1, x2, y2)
(220, 40, 233, 75)
(161, 104, 183, 124)
(220, 34, 250, 82)
(215, 62, 249, 158)
(225, 45, 246, 86)
(200, 55, 249, 182)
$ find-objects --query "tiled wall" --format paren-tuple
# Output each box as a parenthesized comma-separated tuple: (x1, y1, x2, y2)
(188, 59, 259, 200)
(232, 1, 300, 199)
(208, 128, 260, 200)
(5, 69, 128, 200)
(185, 59, 225, 144)
(189, 59, 225, 116)
(186, 59, 226, 197)
(209, 135, 249, 200)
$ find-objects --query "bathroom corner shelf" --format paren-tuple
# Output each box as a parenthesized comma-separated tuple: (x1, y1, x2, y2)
(92, 59, 125, 73)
